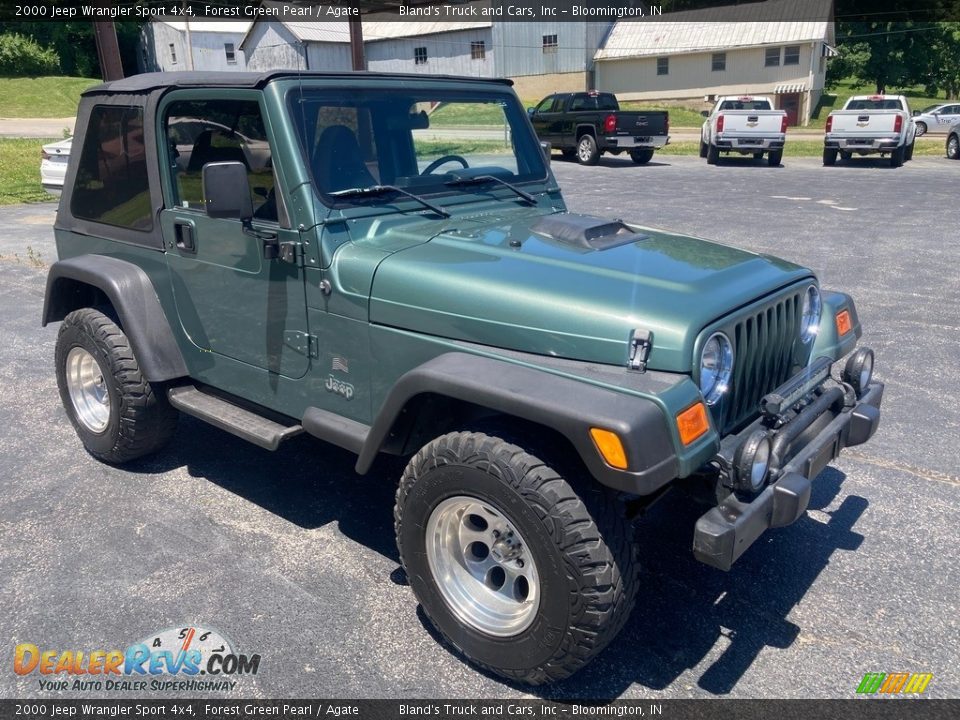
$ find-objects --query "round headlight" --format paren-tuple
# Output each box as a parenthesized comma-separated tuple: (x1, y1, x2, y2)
(733, 429, 772, 493)
(843, 347, 874, 398)
(800, 285, 822, 344)
(699, 332, 734, 405)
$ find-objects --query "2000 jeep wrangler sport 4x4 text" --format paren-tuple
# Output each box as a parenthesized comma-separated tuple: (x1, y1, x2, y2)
(44, 71, 883, 685)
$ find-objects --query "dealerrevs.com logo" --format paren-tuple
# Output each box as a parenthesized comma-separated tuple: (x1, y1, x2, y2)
(13, 626, 261, 692)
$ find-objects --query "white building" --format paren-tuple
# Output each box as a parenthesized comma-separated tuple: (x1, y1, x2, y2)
(139, 21, 252, 73)
(594, 0, 836, 125)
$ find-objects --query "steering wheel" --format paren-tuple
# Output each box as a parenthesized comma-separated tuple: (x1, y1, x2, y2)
(421, 154, 468, 175)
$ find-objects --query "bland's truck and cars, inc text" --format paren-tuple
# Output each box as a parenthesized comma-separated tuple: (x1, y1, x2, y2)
(43, 70, 882, 685)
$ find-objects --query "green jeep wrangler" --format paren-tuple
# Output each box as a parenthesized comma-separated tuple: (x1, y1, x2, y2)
(44, 71, 883, 684)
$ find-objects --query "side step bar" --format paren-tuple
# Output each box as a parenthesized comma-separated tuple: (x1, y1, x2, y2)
(167, 386, 303, 451)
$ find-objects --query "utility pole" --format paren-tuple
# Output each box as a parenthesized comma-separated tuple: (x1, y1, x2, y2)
(92, 22, 124, 80)
(349, 18, 366, 71)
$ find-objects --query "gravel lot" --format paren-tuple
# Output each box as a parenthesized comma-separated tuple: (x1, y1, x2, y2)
(1, 156, 958, 700)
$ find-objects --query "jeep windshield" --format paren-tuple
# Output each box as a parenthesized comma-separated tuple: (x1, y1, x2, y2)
(289, 87, 547, 203)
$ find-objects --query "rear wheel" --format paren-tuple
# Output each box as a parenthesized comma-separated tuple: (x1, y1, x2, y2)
(840, 151, 852, 162)
(889, 145, 904, 167)
(55, 308, 178, 464)
(915, 121, 927, 137)
(823, 148, 838, 166)
(753, 152, 764, 161)
(395, 431, 638, 685)
(629, 147, 655, 165)
(948, 133, 960, 159)
(576, 134, 600, 165)
(767, 149, 783, 166)
(706, 143, 720, 165)
(904, 141, 914, 161)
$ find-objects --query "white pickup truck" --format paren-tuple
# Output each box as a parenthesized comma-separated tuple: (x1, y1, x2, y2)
(700, 96, 787, 166)
(823, 95, 916, 167)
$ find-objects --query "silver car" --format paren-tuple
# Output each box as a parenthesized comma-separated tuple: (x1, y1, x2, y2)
(912, 103, 960, 136)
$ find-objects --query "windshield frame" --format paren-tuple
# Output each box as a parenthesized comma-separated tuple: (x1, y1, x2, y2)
(286, 84, 549, 211)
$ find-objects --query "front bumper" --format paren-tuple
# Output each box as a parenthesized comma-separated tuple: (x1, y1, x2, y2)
(693, 361, 884, 571)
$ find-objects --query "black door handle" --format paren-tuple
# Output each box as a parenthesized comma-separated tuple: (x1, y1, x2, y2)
(174, 221, 196, 253)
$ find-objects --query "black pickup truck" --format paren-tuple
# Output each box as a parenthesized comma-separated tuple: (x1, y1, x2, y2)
(528, 91, 669, 165)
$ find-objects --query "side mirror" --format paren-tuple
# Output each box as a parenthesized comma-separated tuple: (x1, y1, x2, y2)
(700, 110, 710, 118)
(202, 162, 253, 220)
(540, 140, 551, 168)
(527, 107, 536, 116)
(912, 110, 920, 116)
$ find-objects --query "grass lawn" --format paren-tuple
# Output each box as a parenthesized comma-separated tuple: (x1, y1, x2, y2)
(619, 102, 705, 128)
(0, 76, 99, 118)
(0, 138, 57, 205)
(415, 139, 511, 155)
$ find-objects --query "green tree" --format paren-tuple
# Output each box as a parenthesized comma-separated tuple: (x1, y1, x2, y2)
(925, 23, 960, 99)
(829, 23, 932, 94)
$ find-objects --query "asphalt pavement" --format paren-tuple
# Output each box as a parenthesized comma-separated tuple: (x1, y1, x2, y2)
(1, 156, 958, 700)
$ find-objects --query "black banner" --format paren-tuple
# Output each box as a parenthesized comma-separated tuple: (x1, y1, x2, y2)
(2, 700, 960, 720)
(2, 0, 960, 23)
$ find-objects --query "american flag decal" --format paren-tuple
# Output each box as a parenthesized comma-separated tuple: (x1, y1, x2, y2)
(331, 357, 349, 373)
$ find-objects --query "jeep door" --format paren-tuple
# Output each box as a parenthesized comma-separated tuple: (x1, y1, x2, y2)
(158, 92, 311, 380)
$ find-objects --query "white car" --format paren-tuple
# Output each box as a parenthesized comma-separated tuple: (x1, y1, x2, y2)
(40, 137, 72, 193)
(912, 103, 960, 136)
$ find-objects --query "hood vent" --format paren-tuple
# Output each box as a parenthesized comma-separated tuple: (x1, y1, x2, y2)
(531, 213, 648, 251)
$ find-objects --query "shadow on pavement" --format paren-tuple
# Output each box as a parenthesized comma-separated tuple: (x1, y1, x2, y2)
(124, 417, 866, 699)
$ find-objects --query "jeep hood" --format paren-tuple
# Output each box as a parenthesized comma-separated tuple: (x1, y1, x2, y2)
(368, 213, 812, 372)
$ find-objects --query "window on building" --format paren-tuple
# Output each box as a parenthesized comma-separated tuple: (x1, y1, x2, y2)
(657, 57, 669, 75)
(224, 43, 236, 64)
(414, 47, 427, 65)
(784, 45, 800, 65)
(71, 106, 152, 231)
(169, 43, 177, 64)
(765, 47, 781, 67)
(542, 35, 558, 54)
(471, 41, 486, 60)
(711, 52, 726, 72)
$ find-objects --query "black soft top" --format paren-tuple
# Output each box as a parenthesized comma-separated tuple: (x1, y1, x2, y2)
(83, 70, 514, 96)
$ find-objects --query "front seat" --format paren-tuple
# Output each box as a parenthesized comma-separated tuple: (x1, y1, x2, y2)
(313, 125, 376, 193)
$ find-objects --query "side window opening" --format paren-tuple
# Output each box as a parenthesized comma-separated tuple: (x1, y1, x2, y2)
(164, 99, 277, 223)
(71, 105, 152, 231)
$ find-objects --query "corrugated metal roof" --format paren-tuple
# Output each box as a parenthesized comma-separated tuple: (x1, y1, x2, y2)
(596, 0, 832, 61)
(161, 20, 251, 34)
(278, 20, 491, 44)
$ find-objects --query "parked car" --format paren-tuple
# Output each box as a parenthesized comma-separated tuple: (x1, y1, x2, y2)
(699, 96, 787, 166)
(823, 95, 917, 167)
(40, 137, 73, 193)
(947, 122, 960, 159)
(528, 91, 669, 165)
(911, 102, 960, 136)
(44, 71, 883, 686)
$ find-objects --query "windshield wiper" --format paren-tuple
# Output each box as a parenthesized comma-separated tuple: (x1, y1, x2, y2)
(328, 185, 450, 218)
(445, 175, 538, 205)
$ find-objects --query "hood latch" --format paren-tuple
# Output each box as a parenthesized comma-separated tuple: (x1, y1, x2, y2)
(628, 329, 653, 372)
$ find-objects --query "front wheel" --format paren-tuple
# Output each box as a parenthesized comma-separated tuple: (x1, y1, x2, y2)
(395, 431, 638, 685)
(948, 133, 960, 159)
(576, 134, 600, 165)
(915, 121, 927, 137)
(55, 308, 178, 463)
(629, 147, 655, 165)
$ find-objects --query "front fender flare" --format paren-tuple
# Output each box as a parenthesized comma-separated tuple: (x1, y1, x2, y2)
(42, 255, 188, 382)
(357, 353, 680, 495)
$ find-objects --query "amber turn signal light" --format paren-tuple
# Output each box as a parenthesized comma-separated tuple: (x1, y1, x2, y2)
(677, 402, 710, 446)
(835, 309, 853, 336)
(589, 428, 628, 470)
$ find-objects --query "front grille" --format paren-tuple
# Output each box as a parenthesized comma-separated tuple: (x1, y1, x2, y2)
(717, 288, 807, 433)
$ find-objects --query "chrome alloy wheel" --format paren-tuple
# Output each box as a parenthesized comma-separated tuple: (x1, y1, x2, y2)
(425, 496, 541, 637)
(577, 138, 592, 162)
(65, 346, 110, 433)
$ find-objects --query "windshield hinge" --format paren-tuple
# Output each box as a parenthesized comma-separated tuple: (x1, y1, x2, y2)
(279, 240, 305, 266)
(284, 331, 318, 358)
(628, 329, 653, 372)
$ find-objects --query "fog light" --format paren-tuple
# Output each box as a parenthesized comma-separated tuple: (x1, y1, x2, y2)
(733, 430, 772, 493)
(843, 347, 874, 398)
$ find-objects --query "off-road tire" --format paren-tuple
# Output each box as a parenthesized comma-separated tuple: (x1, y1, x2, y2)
(394, 431, 638, 685)
(629, 147, 655, 165)
(706, 143, 720, 165)
(576, 134, 600, 165)
(767, 149, 783, 166)
(55, 308, 178, 463)
(823, 148, 838, 166)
